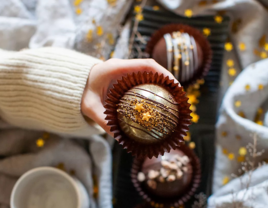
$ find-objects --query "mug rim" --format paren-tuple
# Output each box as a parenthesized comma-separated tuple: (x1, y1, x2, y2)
(10, 166, 81, 208)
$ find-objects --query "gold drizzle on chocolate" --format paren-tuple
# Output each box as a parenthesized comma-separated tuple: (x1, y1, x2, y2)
(117, 84, 179, 143)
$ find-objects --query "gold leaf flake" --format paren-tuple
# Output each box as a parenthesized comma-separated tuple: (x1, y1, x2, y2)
(260, 51, 267, 59)
(239, 147, 247, 156)
(110, 51, 114, 58)
(153, 5, 160, 11)
(227, 59, 234, 67)
(228, 153, 235, 160)
(203, 28, 211, 37)
(134, 5, 141, 13)
(258, 84, 264, 90)
(222, 148, 228, 155)
(86, 29, 93, 42)
(184, 131, 191, 141)
(189, 142, 196, 149)
(259, 34, 266, 48)
(74, 0, 83, 6)
(222, 176, 229, 185)
(107, 33, 114, 45)
(221, 131, 227, 137)
(238, 111, 246, 118)
(75, 8, 82, 15)
(237, 155, 245, 162)
(36, 138, 45, 147)
(214, 15, 223, 23)
(235, 100, 241, 107)
(225, 42, 233, 51)
(258, 108, 263, 114)
(245, 84, 250, 91)
(239, 42, 246, 51)
(135, 13, 144, 21)
(265, 43, 268, 51)
(191, 112, 199, 123)
(185, 9, 193, 18)
(96, 26, 103, 36)
(256, 120, 263, 125)
(228, 68, 236, 76)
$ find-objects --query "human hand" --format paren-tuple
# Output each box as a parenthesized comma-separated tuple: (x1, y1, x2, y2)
(81, 58, 178, 135)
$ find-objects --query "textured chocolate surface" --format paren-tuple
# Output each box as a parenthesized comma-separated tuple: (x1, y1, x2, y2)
(152, 33, 203, 83)
(139, 149, 193, 198)
(117, 84, 179, 143)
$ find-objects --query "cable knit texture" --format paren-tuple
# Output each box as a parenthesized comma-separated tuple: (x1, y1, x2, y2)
(0, 47, 103, 137)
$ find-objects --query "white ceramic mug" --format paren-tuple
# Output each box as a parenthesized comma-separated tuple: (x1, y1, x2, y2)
(11, 167, 90, 208)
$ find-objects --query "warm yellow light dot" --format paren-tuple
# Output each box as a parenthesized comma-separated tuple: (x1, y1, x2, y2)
(135, 13, 144, 21)
(75, 8, 82, 15)
(222, 176, 230, 185)
(257, 108, 263, 114)
(221, 131, 227, 137)
(260, 51, 267, 59)
(197, 79, 205, 85)
(228, 68, 236, 76)
(239, 42, 246, 51)
(96, 26, 103, 36)
(185, 9, 193, 18)
(86, 29, 93, 42)
(225, 42, 233, 51)
(187, 94, 198, 104)
(36, 138, 45, 147)
(214, 15, 223, 23)
(258, 84, 264, 90)
(256, 120, 263, 125)
(203, 28, 211, 37)
(245, 84, 250, 91)
(235, 100, 241, 107)
(265, 43, 268, 51)
(189, 105, 196, 112)
(107, 0, 117, 6)
(153, 5, 160, 11)
(238, 111, 246, 118)
(134, 5, 141, 13)
(222, 148, 228, 155)
(74, 0, 83, 6)
(228, 153, 235, 160)
(189, 142, 196, 149)
(226, 59, 234, 67)
(239, 147, 247, 156)
(237, 155, 245, 162)
(191, 112, 199, 123)
(184, 131, 191, 141)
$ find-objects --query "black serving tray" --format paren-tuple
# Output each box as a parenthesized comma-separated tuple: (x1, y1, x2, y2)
(112, 5, 230, 208)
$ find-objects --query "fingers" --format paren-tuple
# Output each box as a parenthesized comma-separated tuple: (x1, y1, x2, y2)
(106, 58, 179, 84)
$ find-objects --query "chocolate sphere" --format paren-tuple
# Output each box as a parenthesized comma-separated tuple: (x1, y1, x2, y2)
(152, 32, 203, 83)
(117, 84, 179, 143)
(138, 149, 193, 198)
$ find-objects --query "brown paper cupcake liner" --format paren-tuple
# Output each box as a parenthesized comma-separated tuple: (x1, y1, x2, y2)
(131, 144, 201, 207)
(104, 72, 192, 159)
(146, 24, 212, 87)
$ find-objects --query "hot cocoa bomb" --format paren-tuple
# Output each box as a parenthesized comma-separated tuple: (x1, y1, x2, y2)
(152, 32, 203, 84)
(117, 84, 179, 143)
(137, 149, 193, 198)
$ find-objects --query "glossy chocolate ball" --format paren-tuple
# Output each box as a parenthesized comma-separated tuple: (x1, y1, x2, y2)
(152, 32, 203, 83)
(117, 84, 179, 143)
(138, 149, 193, 198)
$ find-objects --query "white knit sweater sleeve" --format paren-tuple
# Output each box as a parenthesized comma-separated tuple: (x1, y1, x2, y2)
(0, 47, 104, 137)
